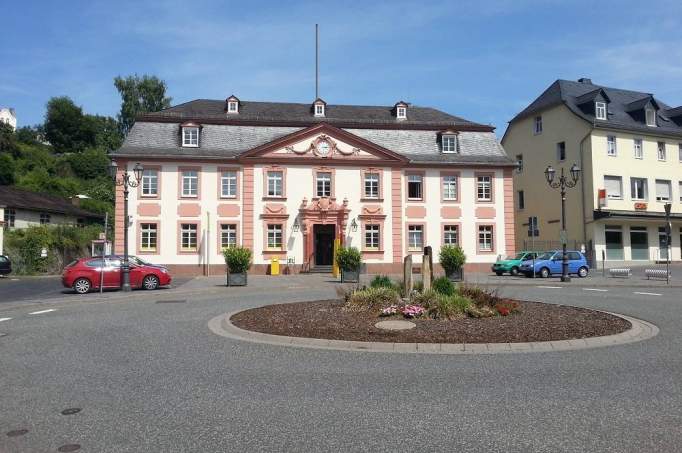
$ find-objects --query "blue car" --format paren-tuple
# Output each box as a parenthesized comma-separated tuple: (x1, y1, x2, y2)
(519, 250, 589, 278)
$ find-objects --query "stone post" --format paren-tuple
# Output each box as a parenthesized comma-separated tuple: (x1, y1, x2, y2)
(422, 254, 432, 292)
(403, 255, 413, 297)
(424, 246, 434, 284)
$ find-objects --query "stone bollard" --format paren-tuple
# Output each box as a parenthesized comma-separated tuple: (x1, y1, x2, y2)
(422, 254, 432, 292)
(403, 255, 413, 297)
(424, 246, 434, 285)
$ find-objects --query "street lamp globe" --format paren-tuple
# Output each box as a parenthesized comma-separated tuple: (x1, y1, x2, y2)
(544, 165, 556, 185)
(133, 162, 144, 183)
(108, 159, 118, 180)
(570, 164, 581, 183)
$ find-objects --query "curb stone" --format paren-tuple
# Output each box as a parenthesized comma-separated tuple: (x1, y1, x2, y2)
(208, 308, 659, 355)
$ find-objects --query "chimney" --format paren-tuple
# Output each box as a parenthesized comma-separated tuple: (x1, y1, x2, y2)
(578, 78, 593, 84)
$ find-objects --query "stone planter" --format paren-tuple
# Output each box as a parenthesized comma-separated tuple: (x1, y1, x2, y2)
(341, 269, 359, 283)
(446, 268, 463, 282)
(227, 272, 248, 287)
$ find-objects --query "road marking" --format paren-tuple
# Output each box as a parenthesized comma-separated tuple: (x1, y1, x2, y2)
(537, 286, 561, 289)
(10, 278, 19, 281)
(583, 288, 608, 292)
(28, 309, 57, 315)
(633, 292, 662, 296)
(0, 317, 12, 322)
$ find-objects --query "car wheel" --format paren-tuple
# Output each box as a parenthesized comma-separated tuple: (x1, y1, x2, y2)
(578, 266, 588, 278)
(495, 271, 504, 276)
(143, 275, 160, 290)
(510, 266, 519, 276)
(540, 267, 550, 278)
(73, 278, 91, 294)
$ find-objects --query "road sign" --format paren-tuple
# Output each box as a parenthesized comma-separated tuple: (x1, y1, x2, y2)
(559, 229, 567, 244)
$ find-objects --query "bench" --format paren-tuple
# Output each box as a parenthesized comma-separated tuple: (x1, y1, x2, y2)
(608, 268, 632, 278)
(645, 269, 670, 280)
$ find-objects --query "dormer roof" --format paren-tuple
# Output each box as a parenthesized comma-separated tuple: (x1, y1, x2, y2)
(575, 88, 610, 106)
(625, 95, 659, 112)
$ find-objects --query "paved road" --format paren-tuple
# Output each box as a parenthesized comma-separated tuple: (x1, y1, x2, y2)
(0, 276, 680, 452)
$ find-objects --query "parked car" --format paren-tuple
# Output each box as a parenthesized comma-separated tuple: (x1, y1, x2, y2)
(492, 251, 541, 276)
(519, 251, 589, 278)
(0, 255, 11, 276)
(62, 256, 172, 294)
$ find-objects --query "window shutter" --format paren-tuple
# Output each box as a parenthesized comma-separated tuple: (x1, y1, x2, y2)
(604, 177, 621, 198)
(656, 180, 671, 199)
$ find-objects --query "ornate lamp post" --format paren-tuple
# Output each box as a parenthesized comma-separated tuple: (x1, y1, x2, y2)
(109, 159, 143, 291)
(544, 163, 581, 282)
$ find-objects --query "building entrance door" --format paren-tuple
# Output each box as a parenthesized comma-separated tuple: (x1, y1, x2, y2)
(313, 224, 335, 267)
(629, 227, 649, 261)
(605, 225, 624, 260)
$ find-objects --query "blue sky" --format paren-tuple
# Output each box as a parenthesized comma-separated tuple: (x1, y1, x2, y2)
(3, 0, 682, 136)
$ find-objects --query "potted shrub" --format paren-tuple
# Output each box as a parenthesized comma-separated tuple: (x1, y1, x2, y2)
(223, 246, 252, 287)
(439, 245, 466, 282)
(336, 246, 361, 283)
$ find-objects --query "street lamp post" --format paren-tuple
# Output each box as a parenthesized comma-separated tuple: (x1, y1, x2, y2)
(109, 160, 143, 292)
(544, 164, 581, 282)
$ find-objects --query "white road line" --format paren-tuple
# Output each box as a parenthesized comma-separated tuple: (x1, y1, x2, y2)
(583, 288, 608, 292)
(0, 317, 12, 322)
(28, 309, 57, 315)
(537, 286, 562, 289)
(633, 291, 662, 297)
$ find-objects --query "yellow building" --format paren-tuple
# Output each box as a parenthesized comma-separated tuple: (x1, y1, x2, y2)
(502, 78, 682, 264)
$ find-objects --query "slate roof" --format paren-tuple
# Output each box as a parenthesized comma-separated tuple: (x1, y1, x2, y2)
(116, 122, 512, 166)
(0, 186, 103, 219)
(140, 99, 486, 129)
(509, 79, 682, 137)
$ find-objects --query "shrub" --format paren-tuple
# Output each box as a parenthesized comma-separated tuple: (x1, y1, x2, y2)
(336, 246, 362, 272)
(411, 289, 440, 308)
(400, 304, 426, 318)
(432, 276, 455, 296)
(429, 294, 472, 320)
(413, 280, 424, 293)
(439, 245, 466, 274)
(458, 284, 502, 307)
(223, 246, 252, 274)
(494, 300, 521, 316)
(345, 287, 400, 312)
(370, 275, 394, 289)
(465, 305, 497, 318)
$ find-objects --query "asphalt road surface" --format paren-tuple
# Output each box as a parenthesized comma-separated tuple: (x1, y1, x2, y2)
(0, 276, 680, 452)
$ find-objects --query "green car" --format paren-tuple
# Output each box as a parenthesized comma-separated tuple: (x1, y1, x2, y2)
(492, 251, 541, 276)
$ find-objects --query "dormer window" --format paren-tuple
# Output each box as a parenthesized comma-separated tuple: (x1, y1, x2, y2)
(595, 101, 607, 120)
(182, 125, 199, 147)
(312, 98, 326, 118)
(394, 101, 408, 120)
(646, 108, 657, 127)
(226, 95, 240, 114)
(441, 134, 458, 153)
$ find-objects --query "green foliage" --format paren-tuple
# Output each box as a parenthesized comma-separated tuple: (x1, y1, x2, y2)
(0, 122, 18, 155)
(67, 148, 110, 179)
(15, 125, 44, 145)
(439, 245, 466, 274)
(465, 305, 497, 318)
(115, 74, 172, 135)
(429, 294, 472, 320)
(223, 247, 252, 273)
(413, 280, 424, 293)
(458, 284, 501, 307)
(411, 289, 440, 307)
(369, 275, 393, 289)
(87, 115, 123, 150)
(0, 153, 16, 184)
(432, 276, 455, 296)
(345, 287, 400, 312)
(335, 246, 362, 271)
(4, 225, 103, 274)
(44, 96, 96, 153)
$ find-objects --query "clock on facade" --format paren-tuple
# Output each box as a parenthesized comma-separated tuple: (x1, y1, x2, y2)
(316, 139, 331, 157)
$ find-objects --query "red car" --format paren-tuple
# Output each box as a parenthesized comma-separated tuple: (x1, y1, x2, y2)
(62, 256, 172, 294)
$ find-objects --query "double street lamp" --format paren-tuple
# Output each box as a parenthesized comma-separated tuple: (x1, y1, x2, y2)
(544, 163, 581, 282)
(109, 160, 144, 291)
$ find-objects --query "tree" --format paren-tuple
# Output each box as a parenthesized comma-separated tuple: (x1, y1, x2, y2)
(44, 97, 96, 153)
(114, 74, 172, 135)
(87, 115, 123, 150)
(0, 153, 16, 185)
(67, 148, 110, 180)
(0, 122, 18, 156)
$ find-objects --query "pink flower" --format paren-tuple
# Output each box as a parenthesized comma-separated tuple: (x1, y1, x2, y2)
(400, 304, 426, 318)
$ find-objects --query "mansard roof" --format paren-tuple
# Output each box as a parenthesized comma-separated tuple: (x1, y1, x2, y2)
(509, 78, 682, 138)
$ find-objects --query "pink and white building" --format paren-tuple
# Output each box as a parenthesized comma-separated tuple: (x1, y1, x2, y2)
(112, 97, 516, 275)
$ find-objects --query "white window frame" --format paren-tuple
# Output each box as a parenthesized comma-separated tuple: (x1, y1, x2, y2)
(182, 170, 198, 197)
(364, 224, 380, 250)
(314, 104, 325, 117)
(556, 141, 566, 161)
(442, 135, 457, 153)
(634, 138, 643, 159)
(407, 174, 423, 200)
(220, 224, 237, 249)
(267, 224, 283, 249)
(595, 102, 607, 120)
(4, 208, 15, 227)
(221, 171, 237, 198)
(443, 225, 458, 246)
(646, 108, 657, 127)
(316, 172, 332, 197)
(442, 175, 457, 201)
(182, 127, 199, 147)
(227, 101, 238, 113)
(40, 213, 51, 225)
(476, 175, 492, 202)
(655, 179, 671, 202)
(478, 225, 493, 252)
(364, 173, 379, 199)
(607, 135, 617, 156)
(533, 116, 542, 135)
(141, 169, 158, 197)
(267, 171, 283, 197)
(397, 106, 407, 119)
(657, 142, 667, 161)
(180, 223, 198, 251)
(630, 178, 648, 201)
(140, 223, 158, 251)
(604, 176, 623, 200)
(407, 225, 423, 251)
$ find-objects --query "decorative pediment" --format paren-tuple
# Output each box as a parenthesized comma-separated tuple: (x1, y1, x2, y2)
(261, 203, 289, 220)
(359, 205, 386, 220)
(239, 123, 408, 164)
